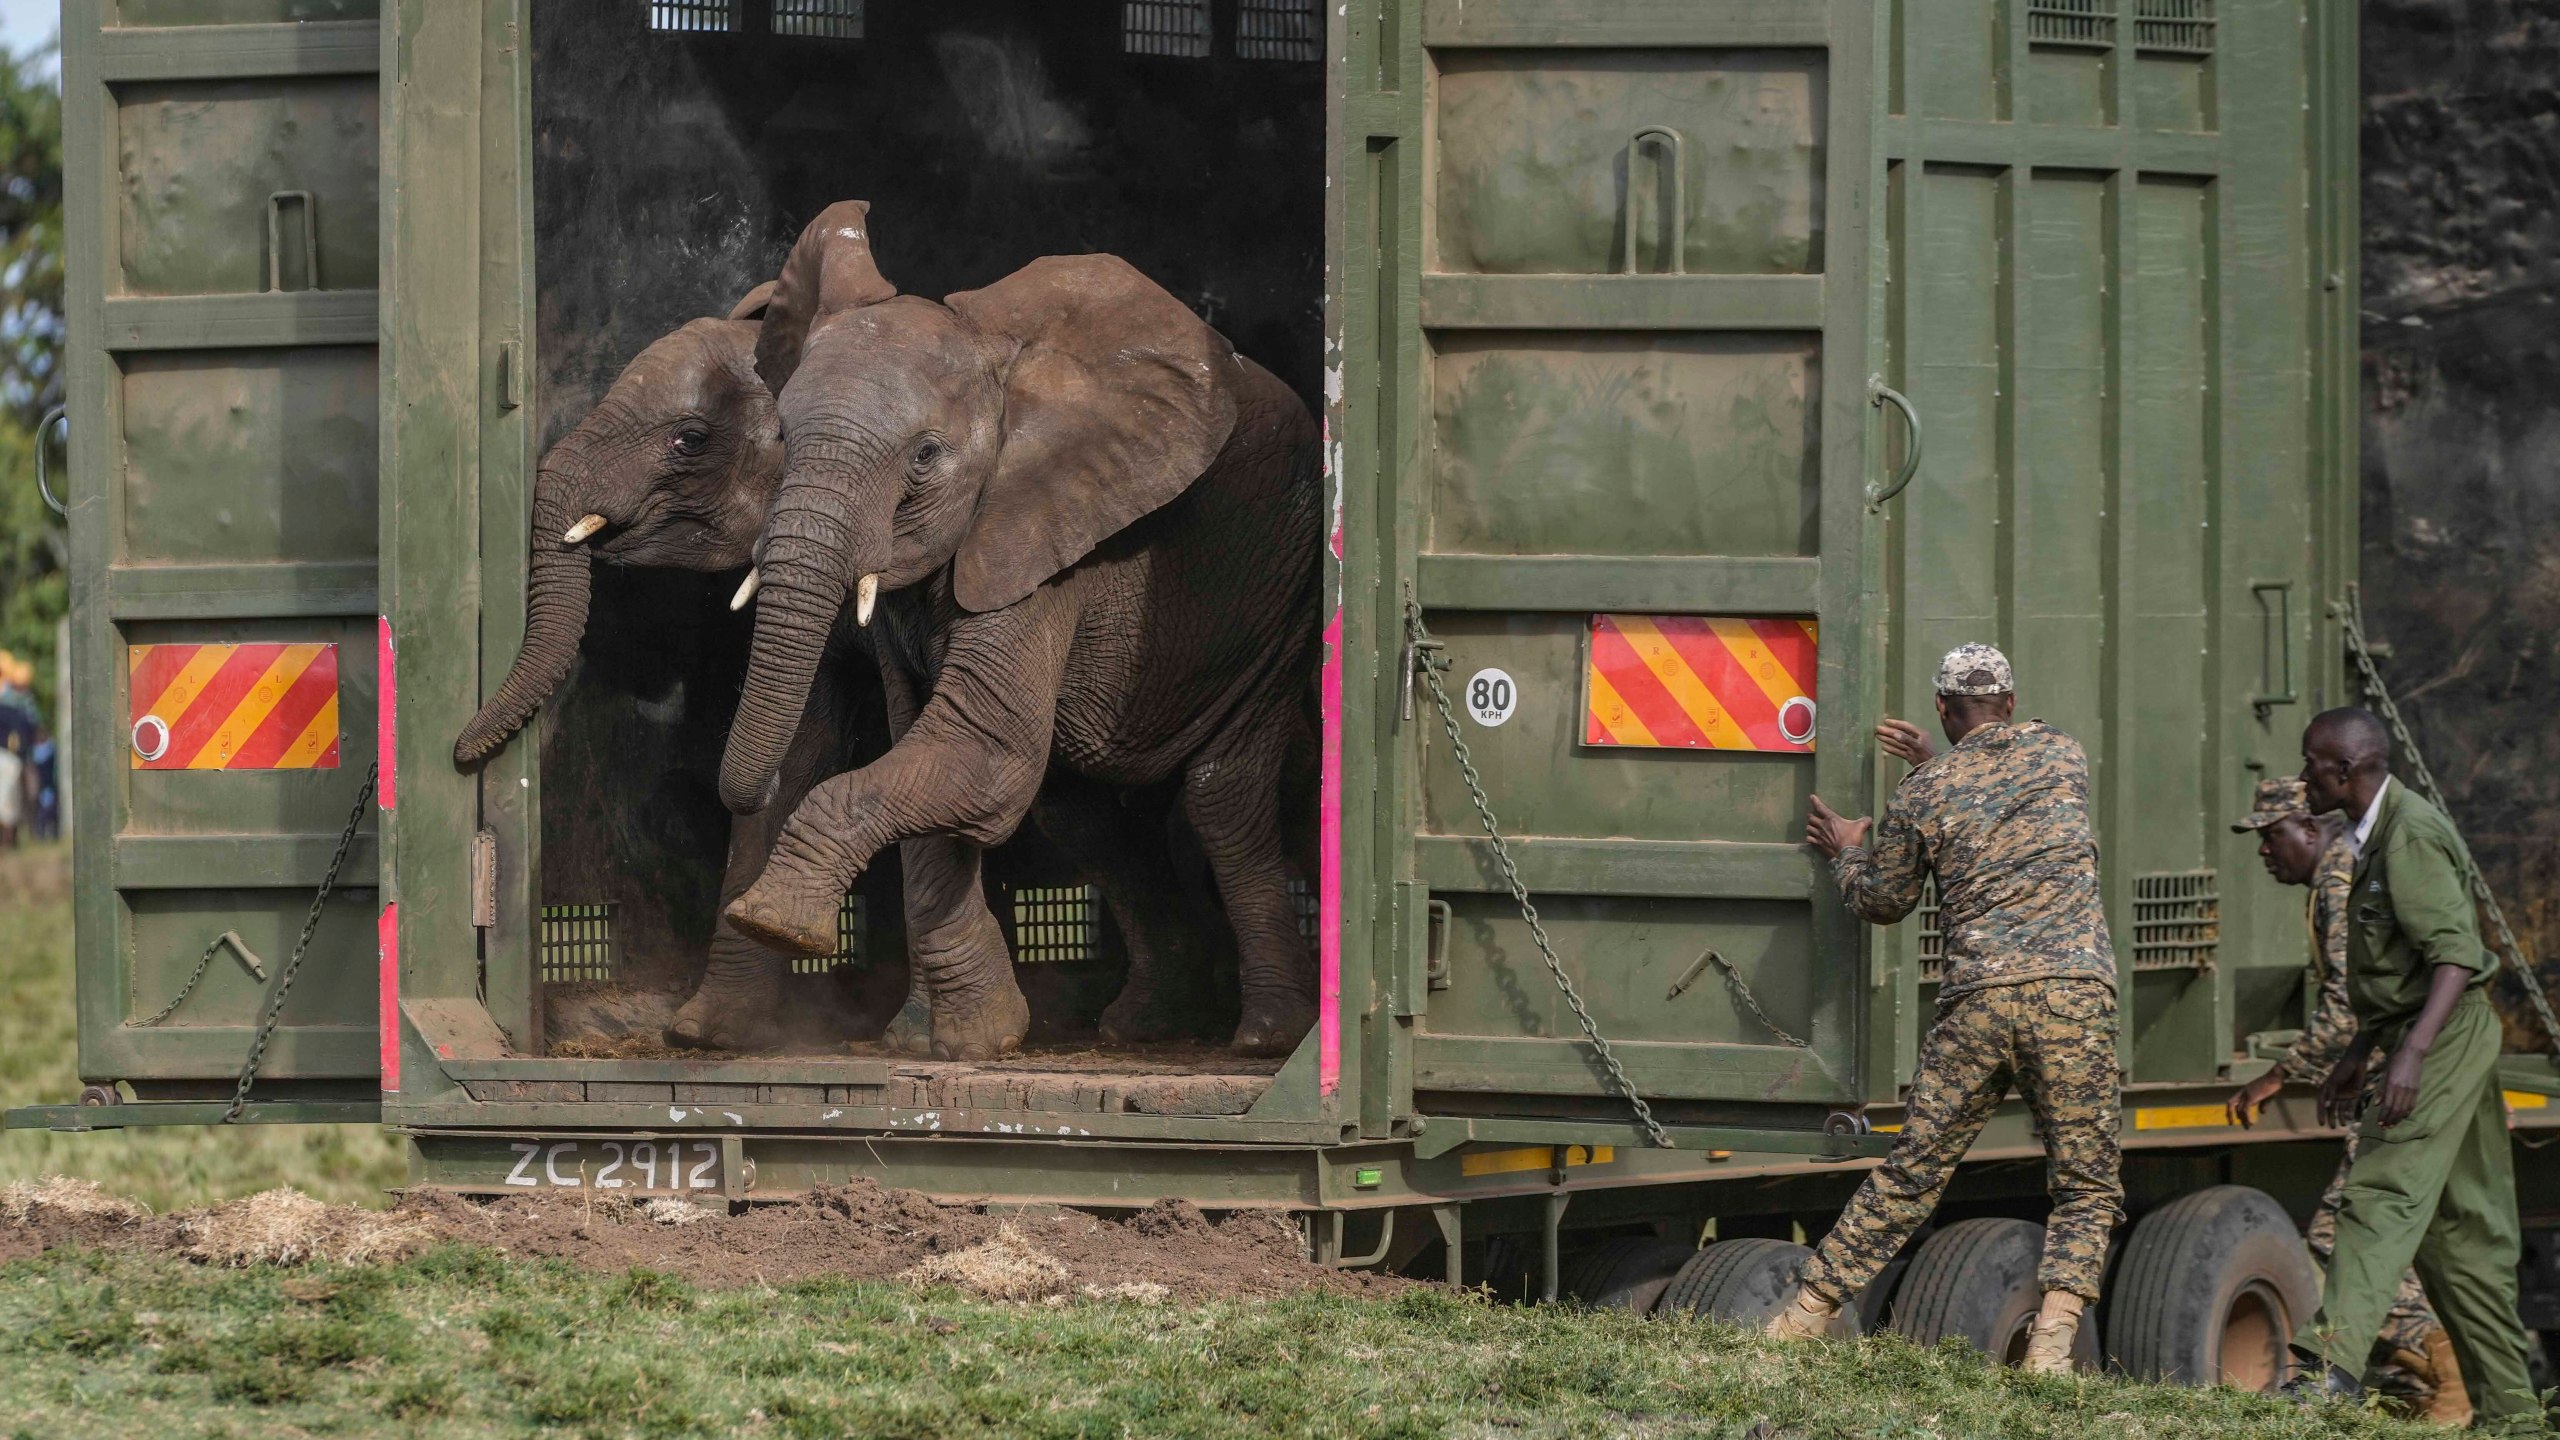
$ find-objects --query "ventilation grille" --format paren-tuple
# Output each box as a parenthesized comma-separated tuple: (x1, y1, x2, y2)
(648, 0, 735, 33)
(1007, 885, 1104, 963)
(1289, 874, 1319, 942)
(540, 904, 620, 984)
(2131, 869, 2220, 971)
(2133, 0, 2214, 55)
(773, 0, 863, 39)
(1237, 0, 1320, 60)
(1915, 876, 1945, 982)
(1124, 0, 1212, 57)
(791, 893, 866, 976)
(2026, 0, 2115, 47)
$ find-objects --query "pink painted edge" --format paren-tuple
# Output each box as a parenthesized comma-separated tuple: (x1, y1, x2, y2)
(1317, 607, 1344, 1098)
(378, 900, 399, 1093)
(375, 617, 396, 811)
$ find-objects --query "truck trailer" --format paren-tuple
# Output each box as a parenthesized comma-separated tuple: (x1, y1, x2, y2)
(19, 0, 2560, 1389)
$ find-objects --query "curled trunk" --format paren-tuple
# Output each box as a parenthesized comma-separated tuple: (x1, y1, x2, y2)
(718, 514, 849, 813)
(453, 493, 595, 765)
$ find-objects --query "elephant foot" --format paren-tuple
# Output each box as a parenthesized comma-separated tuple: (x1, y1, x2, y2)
(878, 992, 933, 1056)
(1231, 991, 1317, 1058)
(725, 882, 841, 958)
(1098, 984, 1196, 1045)
(665, 974, 783, 1052)
(931, 985, 1029, 1063)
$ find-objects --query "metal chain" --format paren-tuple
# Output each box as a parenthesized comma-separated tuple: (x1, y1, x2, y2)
(1403, 598, 1671, 1148)
(221, 761, 378, 1123)
(1707, 950, 1810, 1051)
(135, 935, 230, 1029)
(2340, 586, 2560, 1056)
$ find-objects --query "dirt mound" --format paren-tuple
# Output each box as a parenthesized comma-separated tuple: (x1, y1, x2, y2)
(0, 1173, 1401, 1302)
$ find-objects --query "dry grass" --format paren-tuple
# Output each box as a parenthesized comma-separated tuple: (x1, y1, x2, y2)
(898, 1222, 1074, 1301)
(174, 1186, 437, 1268)
(0, 1174, 148, 1227)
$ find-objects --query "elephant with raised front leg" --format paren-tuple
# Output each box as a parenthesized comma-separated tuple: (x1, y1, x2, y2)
(716, 201, 1321, 1061)
(448, 281, 874, 1052)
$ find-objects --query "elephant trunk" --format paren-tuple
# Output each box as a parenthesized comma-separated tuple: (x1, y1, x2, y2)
(718, 496, 860, 814)
(453, 484, 596, 765)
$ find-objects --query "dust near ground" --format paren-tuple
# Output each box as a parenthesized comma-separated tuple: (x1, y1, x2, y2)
(0, 1174, 1405, 1303)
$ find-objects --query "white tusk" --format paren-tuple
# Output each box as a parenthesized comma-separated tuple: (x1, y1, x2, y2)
(562, 513, 607, 545)
(729, 567, 761, 611)
(856, 573, 879, 627)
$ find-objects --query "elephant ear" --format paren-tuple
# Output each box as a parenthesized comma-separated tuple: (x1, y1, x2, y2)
(726, 280, 777, 322)
(753, 200, 898, 395)
(944, 254, 1243, 614)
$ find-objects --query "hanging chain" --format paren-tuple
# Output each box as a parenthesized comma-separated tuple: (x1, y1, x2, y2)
(1403, 597, 1670, 1148)
(1707, 950, 1811, 1052)
(135, 936, 231, 1029)
(2340, 586, 2560, 1056)
(219, 761, 379, 1123)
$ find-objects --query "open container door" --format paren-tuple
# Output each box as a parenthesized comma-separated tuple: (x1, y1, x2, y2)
(20, 0, 386, 1130)
(1346, 0, 1890, 1153)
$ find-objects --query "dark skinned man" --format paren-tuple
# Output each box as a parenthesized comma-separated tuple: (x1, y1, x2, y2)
(2225, 778, 2465, 1425)
(1781, 645, 2121, 1376)
(2279, 707, 2535, 1429)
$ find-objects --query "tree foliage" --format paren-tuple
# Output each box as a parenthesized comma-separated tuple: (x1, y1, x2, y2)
(0, 42, 61, 723)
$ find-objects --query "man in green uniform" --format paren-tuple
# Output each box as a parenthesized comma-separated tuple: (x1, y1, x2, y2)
(2282, 707, 2538, 1428)
(1780, 644, 2121, 1376)
(2224, 777, 2466, 1425)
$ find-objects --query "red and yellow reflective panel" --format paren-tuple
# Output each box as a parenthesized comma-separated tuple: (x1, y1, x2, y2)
(1583, 615, 1818, 752)
(127, 643, 341, 770)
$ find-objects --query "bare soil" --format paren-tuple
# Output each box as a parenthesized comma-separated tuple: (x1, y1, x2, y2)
(0, 1175, 1405, 1303)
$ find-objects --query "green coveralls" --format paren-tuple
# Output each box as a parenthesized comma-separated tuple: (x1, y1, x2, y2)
(2297, 781, 2540, 1427)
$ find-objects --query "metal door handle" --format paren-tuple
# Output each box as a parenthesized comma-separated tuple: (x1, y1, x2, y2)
(34, 406, 64, 515)
(1868, 377, 1921, 509)
(2250, 580, 2297, 717)
(1619, 125, 1687, 276)
(266, 190, 319, 292)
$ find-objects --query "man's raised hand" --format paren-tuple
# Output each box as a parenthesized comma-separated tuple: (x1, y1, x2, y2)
(1805, 794, 1873, 860)
(1877, 718, 1936, 766)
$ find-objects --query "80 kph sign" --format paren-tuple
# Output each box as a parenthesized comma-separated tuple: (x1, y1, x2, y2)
(1466, 668, 1517, 727)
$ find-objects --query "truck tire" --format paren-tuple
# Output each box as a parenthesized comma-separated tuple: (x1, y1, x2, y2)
(1660, 1238, 1855, 1334)
(2105, 1185, 2318, 1389)
(1561, 1236, 1697, 1313)
(1889, 1217, 2095, 1370)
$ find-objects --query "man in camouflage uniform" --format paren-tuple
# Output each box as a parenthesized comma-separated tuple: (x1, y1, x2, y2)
(2222, 778, 2466, 1425)
(1781, 644, 2121, 1376)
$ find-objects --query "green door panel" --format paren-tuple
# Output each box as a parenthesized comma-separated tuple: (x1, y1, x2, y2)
(63, 0, 383, 1102)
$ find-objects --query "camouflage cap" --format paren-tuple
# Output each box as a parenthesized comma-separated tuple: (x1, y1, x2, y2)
(2230, 775, 2314, 832)
(1933, 643, 2013, 696)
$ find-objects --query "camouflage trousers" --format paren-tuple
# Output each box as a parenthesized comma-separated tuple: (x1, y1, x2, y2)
(1803, 977, 2124, 1304)
(2307, 1099, 2444, 1386)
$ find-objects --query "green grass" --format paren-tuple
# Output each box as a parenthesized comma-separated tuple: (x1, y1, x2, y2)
(0, 1246, 2443, 1440)
(0, 843, 406, 1210)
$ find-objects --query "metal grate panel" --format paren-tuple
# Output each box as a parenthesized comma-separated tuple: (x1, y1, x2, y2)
(1008, 885, 1103, 963)
(2131, 869, 2220, 971)
(1915, 876, 1945, 982)
(2133, 0, 2214, 55)
(1123, 0, 1211, 57)
(540, 904, 619, 984)
(790, 893, 866, 975)
(648, 0, 736, 33)
(1288, 874, 1319, 942)
(773, 0, 863, 40)
(2027, 0, 2116, 48)
(1237, 0, 1320, 61)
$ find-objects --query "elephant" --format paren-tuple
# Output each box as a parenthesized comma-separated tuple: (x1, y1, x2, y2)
(714, 201, 1322, 1061)
(447, 267, 1241, 1054)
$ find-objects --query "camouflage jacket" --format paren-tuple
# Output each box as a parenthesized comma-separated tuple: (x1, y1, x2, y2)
(1833, 719, 2116, 996)
(2278, 831, 2359, 1083)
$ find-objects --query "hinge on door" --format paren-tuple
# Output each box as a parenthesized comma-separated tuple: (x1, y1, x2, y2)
(495, 342, 522, 411)
(470, 830, 498, 929)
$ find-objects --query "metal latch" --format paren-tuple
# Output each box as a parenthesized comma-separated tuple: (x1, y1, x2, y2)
(1424, 898, 1452, 990)
(470, 829, 498, 929)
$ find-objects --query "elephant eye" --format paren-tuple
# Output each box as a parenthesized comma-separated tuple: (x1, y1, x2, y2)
(672, 427, 711, 456)
(911, 439, 943, 472)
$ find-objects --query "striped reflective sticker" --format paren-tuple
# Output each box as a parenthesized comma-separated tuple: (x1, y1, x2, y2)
(128, 644, 341, 770)
(1584, 615, 1818, 751)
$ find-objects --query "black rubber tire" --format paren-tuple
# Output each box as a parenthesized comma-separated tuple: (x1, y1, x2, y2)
(2105, 1185, 2320, 1389)
(1888, 1217, 2099, 1370)
(1660, 1238, 1855, 1334)
(1560, 1236, 1698, 1313)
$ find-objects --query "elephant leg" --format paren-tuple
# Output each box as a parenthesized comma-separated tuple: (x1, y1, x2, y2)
(870, 653, 935, 1057)
(664, 660, 848, 1052)
(897, 835, 1026, 1062)
(1033, 775, 1217, 1045)
(1178, 706, 1314, 1058)
(726, 593, 1072, 1061)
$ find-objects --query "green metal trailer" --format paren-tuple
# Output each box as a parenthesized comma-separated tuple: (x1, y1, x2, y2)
(22, 0, 2560, 1384)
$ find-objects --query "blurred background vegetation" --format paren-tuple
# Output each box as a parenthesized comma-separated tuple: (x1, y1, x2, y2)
(0, 37, 63, 721)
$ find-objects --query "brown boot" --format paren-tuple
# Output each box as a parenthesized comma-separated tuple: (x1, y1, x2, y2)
(1767, 1284, 1843, 1342)
(2020, 1292, 2085, 1376)
(2405, 1330, 2473, 1429)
